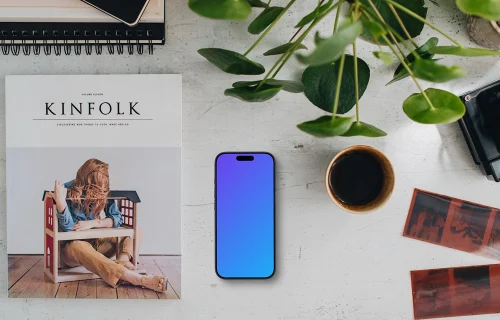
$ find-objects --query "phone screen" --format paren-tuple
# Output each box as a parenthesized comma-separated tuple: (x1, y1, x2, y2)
(82, 0, 151, 26)
(215, 153, 275, 279)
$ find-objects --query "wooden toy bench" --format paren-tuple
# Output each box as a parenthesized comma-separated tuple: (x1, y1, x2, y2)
(42, 190, 141, 283)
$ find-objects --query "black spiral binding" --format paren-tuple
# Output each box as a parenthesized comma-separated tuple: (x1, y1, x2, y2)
(0, 22, 164, 56)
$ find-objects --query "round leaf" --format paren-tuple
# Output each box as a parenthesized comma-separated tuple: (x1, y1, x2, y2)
(360, 0, 427, 44)
(403, 88, 465, 124)
(302, 55, 371, 114)
(341, 121, 387, 137)
(248, 6, 284, 35)
(411, 59, 467, 83)
(456, 0, 500, 21)
(373, 51, 394, 65)
(233, 79, 304, 93)
(428, 46, 500, 57)
(263, 43, 307, 56)
(297, 115, 354, 137)
(248, 0, 269, 8)
(295, 0, 333, 28)
(225, 84, 283, 102)
(189, 0, 252, 20)
(198, 48, 265, 75)
(296, 20, 362, 66)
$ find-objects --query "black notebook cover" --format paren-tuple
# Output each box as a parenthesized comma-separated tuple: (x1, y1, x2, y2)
(0, 0, 165, 55)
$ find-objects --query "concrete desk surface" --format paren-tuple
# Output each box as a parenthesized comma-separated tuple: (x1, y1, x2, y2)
(1, 0, 500, 319)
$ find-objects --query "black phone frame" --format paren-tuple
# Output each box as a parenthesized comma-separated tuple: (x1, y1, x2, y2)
(214, 152, 276, 280)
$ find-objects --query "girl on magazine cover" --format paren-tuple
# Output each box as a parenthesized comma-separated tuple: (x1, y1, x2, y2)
(48, 158, 166, 292)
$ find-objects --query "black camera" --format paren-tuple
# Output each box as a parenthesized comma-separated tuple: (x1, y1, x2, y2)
(459, 80, 500, 182)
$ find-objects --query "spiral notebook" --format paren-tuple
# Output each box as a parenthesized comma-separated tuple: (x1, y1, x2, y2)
(0, 0, 165, 56)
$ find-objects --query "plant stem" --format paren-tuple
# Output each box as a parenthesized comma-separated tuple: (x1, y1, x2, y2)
(272, 52, 293, 78)
(289, 27, 303, 42)
(244, 0, 297, 56)
(352, 0, 360, 123)
(361, 8, 418, 60)
(332, 52, 346, 121)
(385, 0, 463, 47)
(358, 11, 384, 52)
(387, 3, 418, 48)
(381, 33, 435, 109)
(333, 0, 344, 32)
(353, 42, 360, 123)
(289, 0, 326, 42)
(366, 0, 406, 58)
(258, 0, 344, 87)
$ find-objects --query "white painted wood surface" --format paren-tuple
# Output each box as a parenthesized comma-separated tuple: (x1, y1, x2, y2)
(1, 0, 500, 318)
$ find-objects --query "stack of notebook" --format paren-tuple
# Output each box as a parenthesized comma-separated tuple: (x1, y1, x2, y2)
(0, 0, 165, 56)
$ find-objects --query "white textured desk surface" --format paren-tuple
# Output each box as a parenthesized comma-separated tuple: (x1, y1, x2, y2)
(1, 0, 500, 319)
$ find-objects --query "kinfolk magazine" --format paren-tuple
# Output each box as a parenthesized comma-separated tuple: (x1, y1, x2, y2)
(6, 75, 181, 299)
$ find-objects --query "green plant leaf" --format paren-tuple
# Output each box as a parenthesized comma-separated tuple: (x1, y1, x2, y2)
(248, 6, 284, 35)
(411, 59, 467, 83)
(394, 37, 438, 74)
(428, 46, 500, 57)
(263, 43, 308, 56)
(341, 121, 387, 137)
(225, 84, 283, 102)
(415, 37, 440, 55)
(189, 0, 252, 20)
(403, 88, 465, 124)
(360, 0, 427, 44)
(297, 115, 354, 137)
(232, 79, 304, 93)
(302, 55, 370, 114)
(198, 48, 265, 75)
(314, 31, 326, 45)
(297, 20, 362, 66)
(456, 0, 500, 21)
(362, 20, 387, 37)
(387, 37, 439, 86)
(387, 66, 411, 86)
(295, 0, 333, 28)
(248, 0, 269, 8)
(373, 51, 394, 65)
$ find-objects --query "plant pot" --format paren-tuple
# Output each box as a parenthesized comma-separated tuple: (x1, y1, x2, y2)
(467, 16, 500, 50)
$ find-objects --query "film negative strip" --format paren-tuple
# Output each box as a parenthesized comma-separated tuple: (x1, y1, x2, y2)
(403, 189, 500, 260)
(411, 264, 500, 319)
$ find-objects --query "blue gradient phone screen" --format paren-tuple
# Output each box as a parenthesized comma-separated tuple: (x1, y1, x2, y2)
(216, 153, 275, 278)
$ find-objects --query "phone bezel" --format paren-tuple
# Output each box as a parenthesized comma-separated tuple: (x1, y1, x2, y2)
(81, 0, 151, 27)
(214, 152, 276, 279)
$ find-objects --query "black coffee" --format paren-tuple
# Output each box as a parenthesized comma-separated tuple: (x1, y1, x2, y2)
(329, 151, 384, 206)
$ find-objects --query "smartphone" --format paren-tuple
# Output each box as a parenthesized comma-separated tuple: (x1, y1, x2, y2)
(81, 0, 151, 26)
(215, 152, 275, 279)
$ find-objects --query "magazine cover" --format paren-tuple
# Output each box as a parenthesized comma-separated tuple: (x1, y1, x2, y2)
(6, 74, 181, 299)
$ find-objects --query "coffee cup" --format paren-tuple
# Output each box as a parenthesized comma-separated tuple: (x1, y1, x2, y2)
(325, 145, 395, 214)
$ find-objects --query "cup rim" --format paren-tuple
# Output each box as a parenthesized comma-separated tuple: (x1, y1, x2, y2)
(325, 145, 395, 214)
